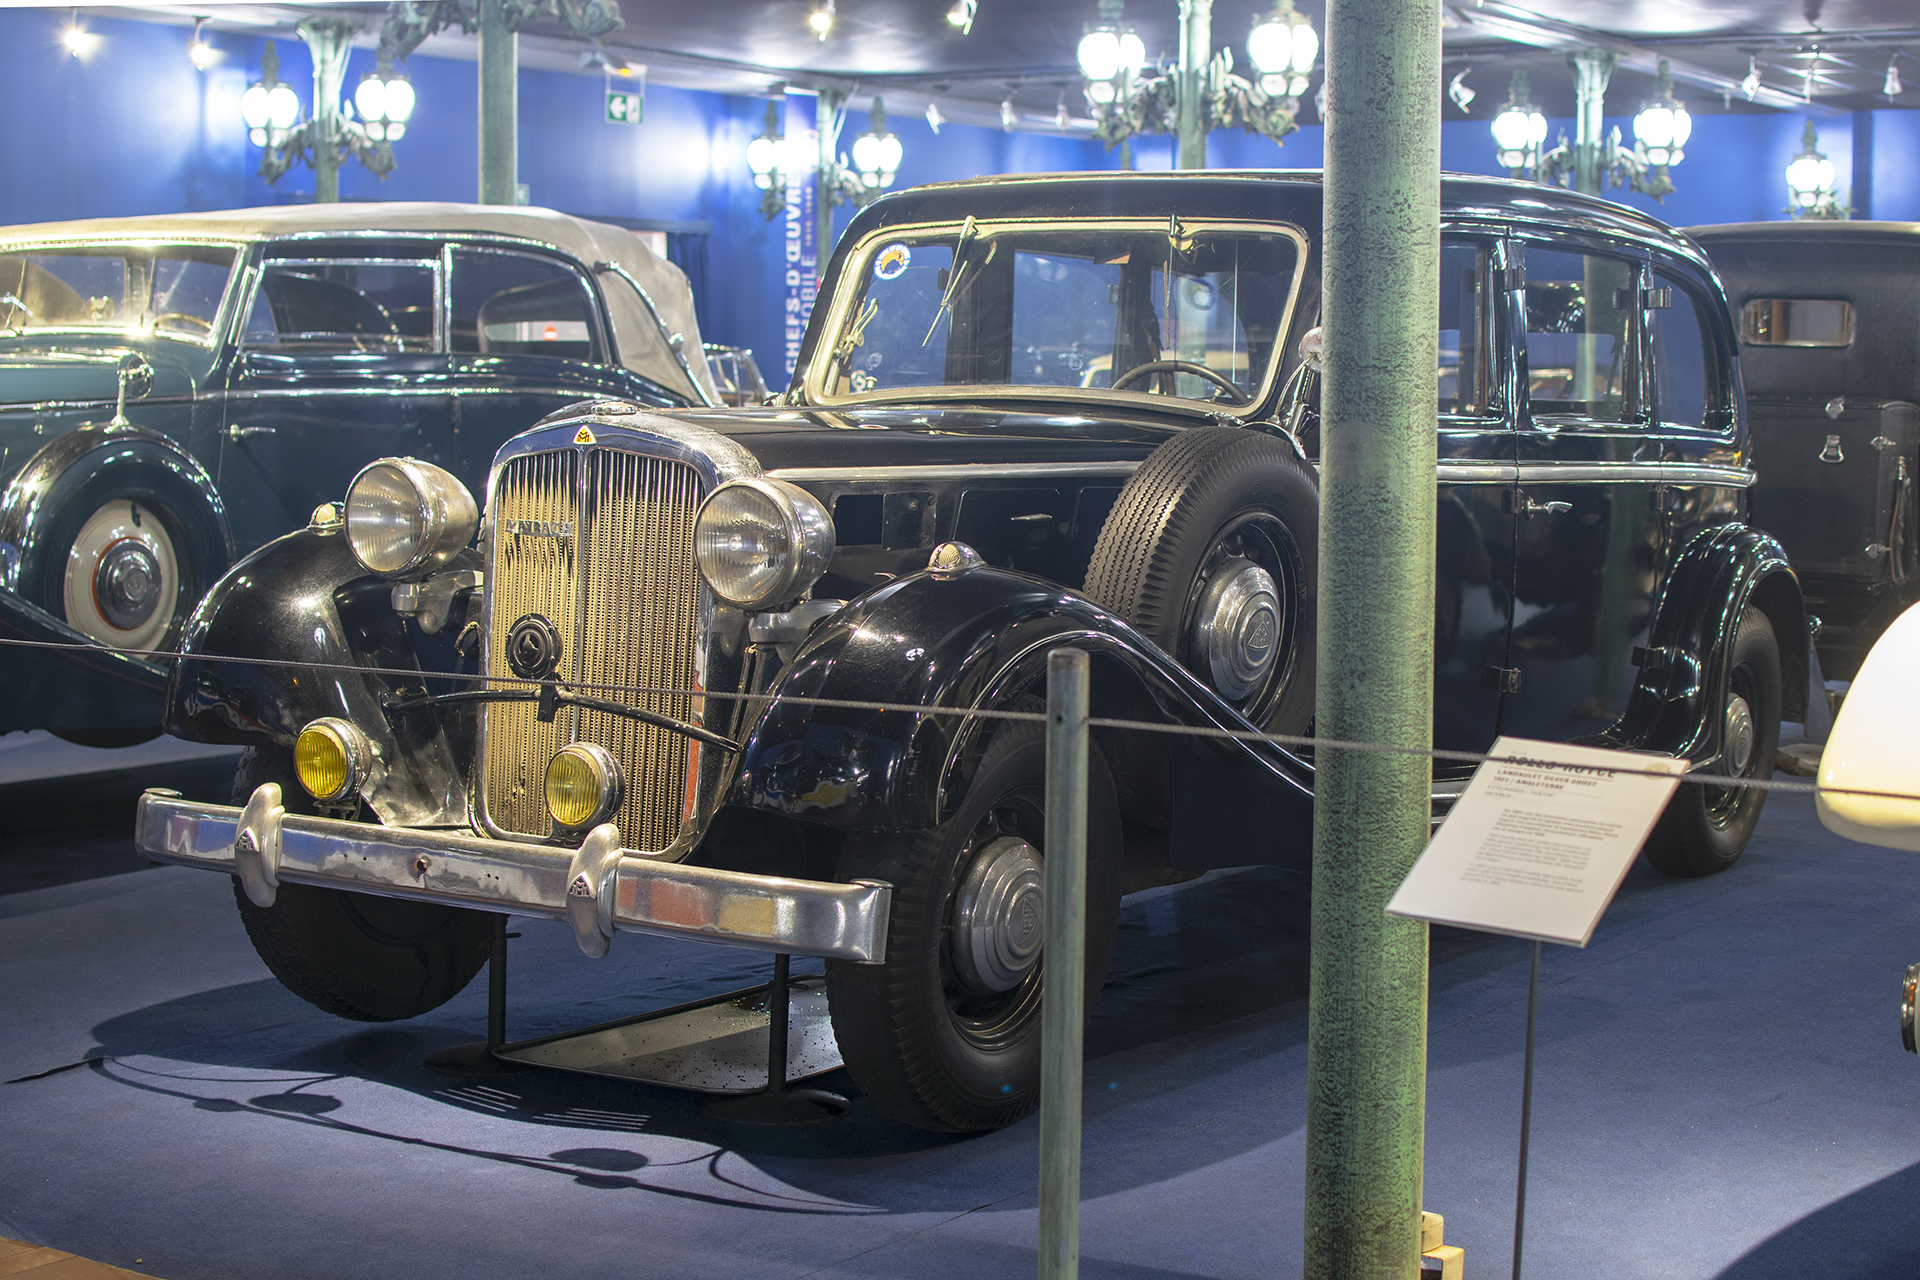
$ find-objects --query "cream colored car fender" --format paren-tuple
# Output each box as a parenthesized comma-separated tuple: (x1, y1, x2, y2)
(1818, 601, 1920, 850)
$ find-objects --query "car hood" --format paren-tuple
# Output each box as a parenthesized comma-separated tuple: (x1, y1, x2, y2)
(0, 343, 203, 410)
(669, 401, 1204, 474)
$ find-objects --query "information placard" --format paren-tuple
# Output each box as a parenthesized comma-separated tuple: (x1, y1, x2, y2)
(1387, 737, 1685, 946)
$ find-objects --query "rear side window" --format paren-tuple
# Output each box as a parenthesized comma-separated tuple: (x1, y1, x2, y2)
(1438, 240, 1490, 415)
(1523, 246, 1638, 423)
(244, 258, 438, 352)
(1740, 298, 1853, 347)
(1652, 275, 1716, 428)
(450, 249, 603, 363)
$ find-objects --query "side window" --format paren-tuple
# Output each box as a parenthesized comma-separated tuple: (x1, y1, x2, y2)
(1439, 240, 1489, 415)
(449, 249, 603, 363)
(1523, 246, 1638, 423)
(1652, 274, 1715, 428)
(244, 258, 438, 352)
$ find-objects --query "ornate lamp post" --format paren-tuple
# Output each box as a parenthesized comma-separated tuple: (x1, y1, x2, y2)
(1628, 60, 1691, 200)
(1076, 0, 1315, 170)
(1785, 118, 1848, 219)
(1533, 55, 1688, 201)
(242, 22, 399, 202)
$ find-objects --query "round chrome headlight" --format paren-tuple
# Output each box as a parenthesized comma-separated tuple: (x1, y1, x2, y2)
(694, 478, 835, 610)
(344, 458, 478, 578)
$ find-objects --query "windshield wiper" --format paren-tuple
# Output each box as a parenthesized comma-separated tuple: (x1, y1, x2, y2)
(923, 215, 982, 348)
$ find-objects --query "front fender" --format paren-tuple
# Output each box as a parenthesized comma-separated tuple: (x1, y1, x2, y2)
(165, 527, 468, 827)
(1616, 523, 1809, 761)
(730, 564, 1315, 865)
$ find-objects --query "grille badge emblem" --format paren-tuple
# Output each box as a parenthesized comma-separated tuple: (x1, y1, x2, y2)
(574, 425, 597, 444)
(503, 518, 572, 540)
(506, 613, 563, 680)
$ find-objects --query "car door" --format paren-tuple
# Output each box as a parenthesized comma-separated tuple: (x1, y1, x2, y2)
(219, 244, 449, 550)
(1502, 238, 1668, 743)
(1432, 232, 1517, 767)
(445, 245, 631, 493)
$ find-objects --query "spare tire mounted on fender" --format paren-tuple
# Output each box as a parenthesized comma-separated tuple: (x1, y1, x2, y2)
(1084, 426, 1318, 735)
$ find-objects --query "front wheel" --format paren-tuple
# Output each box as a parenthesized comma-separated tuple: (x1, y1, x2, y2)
(229, 746, 494, 1021)
(1643, 607, 1782, 877)
(826, 721, 1123, 1132)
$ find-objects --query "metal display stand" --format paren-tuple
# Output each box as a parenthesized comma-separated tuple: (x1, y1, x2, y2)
(427, 925, 851, 1123)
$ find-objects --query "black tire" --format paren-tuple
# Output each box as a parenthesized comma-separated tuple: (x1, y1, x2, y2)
(1083, 427, 1317, 735)
(826, 722, 1124, 1132)
(229, 746, 493, 1021)
(26, 469, 226, 653)
(1643, 607, 1782, 877)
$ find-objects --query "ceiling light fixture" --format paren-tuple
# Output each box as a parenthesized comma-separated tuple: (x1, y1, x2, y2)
(1447, 68, 1475, 113)
(1001, 92, 1017, 132)
(1740, 55, 1761, 101)
(809, 0, 835, 41)
(1055, 88, 1070, 130)
(1886, 58, 1903, 99)
(946, 0, 977, 35)
(926, 98, 945, 133)
(1629, 58, 1690, 198)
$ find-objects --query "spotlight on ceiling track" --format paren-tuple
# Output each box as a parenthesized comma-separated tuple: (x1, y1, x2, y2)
(63, 9, 98, 58)
(946, 0, 977, 35)
(1447, 68, 1475, 113)
(1001, 92, 1017, 132)
(926, 98, 945, 133)
(1887, 58, 1904, 99)
(809, 0, 835, 41)
(188, 15, 215, 69)
(1740, 56, 1761, 101)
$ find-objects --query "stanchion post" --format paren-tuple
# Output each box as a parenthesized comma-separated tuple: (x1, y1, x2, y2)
(1040, 647, 1090, 1280)
(1306, 0, 1442, 1274)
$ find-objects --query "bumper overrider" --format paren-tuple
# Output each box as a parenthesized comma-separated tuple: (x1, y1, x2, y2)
(135, 786, 891, 963)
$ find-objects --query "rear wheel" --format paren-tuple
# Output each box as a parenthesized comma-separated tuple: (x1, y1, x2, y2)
(1644, 607, 1782, 877)
(826, 722, 1123, 1132)
(230, 746, 493, 1021)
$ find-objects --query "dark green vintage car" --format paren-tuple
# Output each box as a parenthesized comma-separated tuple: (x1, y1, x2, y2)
(0, 202, 717, 741)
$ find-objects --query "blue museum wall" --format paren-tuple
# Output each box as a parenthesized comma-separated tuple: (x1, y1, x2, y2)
(2, 5, 1915, 397)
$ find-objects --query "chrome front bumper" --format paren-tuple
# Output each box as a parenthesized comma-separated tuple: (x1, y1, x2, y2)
(135, 786, 891, 964)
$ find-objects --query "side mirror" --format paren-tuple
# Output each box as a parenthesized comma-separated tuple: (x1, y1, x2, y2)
(112, 352, 154, 425)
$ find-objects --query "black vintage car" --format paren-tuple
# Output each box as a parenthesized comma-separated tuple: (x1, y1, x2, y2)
(1688, 221, 1920, 680)
(138, 172, 1809, 1133)
(0, 203, 716, 742)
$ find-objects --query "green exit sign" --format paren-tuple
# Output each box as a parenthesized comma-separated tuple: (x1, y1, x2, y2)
(605, 90, 644, 125)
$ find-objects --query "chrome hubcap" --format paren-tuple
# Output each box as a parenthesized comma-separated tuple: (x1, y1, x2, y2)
(950, 836, 1045, 994)
(94, 538, 162, 630)
(1724, 692, 1755, 776)
(1190, 557, 1281, 701)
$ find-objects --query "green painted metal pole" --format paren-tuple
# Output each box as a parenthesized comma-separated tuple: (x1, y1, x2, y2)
(296, 20, 354, 204)
(1039, 647, 1090, 1280)
(1175, 0, 1212, 169)
(1306, 0, 1440, 1274)
(816, 90, 847, 282)
(1569, 49, 1617, 196)
(478, 0, 517, 205)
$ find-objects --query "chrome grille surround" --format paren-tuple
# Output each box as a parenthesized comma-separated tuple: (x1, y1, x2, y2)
(477, 406, 760, 858)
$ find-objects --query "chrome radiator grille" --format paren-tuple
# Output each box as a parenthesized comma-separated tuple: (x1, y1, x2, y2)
(482, 447, 706, 852)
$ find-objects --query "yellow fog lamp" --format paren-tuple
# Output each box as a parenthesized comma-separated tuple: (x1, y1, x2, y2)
(546, 742, 624, 831)
(295, 718, 373, 803)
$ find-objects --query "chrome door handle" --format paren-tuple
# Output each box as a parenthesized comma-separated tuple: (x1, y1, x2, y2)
(1519, 496, 1571, 516)
(226, 424, 277, 441)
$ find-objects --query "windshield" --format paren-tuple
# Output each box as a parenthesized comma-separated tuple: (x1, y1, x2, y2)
(0, 244, 239, 343)
(814, 220, 1304, 411)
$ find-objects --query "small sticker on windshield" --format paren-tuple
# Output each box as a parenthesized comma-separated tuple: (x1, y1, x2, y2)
(874, 243, 912, 280)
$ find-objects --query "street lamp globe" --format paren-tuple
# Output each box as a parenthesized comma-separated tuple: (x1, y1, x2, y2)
(1490, 70, 1547, 175)
(241, 82, 272, 131)
(1248, 0, 1317, 98)
(267, 83, 300, 130)
(1785, 120, 1837, 213)
(1630, 59, 1690, 170)
(851, 99, 903, 191)
(1078, 27, 1122, 81)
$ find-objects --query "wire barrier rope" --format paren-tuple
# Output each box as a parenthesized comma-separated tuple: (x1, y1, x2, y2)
(0, 630, 1901, 804)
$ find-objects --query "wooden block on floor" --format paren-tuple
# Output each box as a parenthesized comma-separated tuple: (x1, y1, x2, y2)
(0, 1239, 154, 1278)
(1420, 1244, 1465, 1280)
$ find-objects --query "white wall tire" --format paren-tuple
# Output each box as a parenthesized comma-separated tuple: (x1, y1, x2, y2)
(61, 500, 180, 650)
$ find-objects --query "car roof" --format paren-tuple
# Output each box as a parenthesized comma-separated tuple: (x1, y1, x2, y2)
(0, 202, 718, 403)
(1688, 220, 1920, 239)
